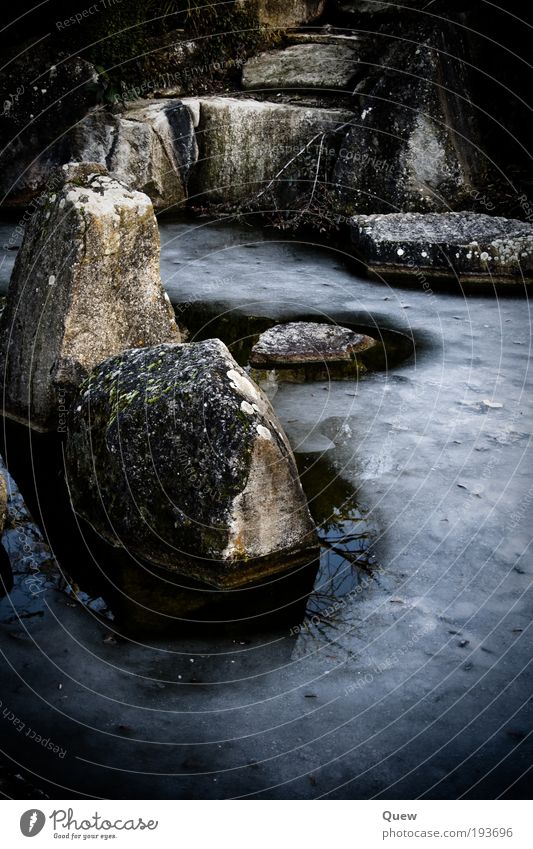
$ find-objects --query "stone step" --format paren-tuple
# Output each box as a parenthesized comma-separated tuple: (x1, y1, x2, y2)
(351, 212, 533, 286)
(242, 41, 360, 93)
(285, 28, 363, 45)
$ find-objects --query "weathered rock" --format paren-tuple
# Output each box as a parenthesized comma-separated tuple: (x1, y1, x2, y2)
(0, 50, 99, 207)
(351, 212, 533, 284)
(250, 321, 377, 365)
(242, 43, 359, 92)
(333, 0, 437, 20)
(189, 96, 353, 209)
(71, 101, 198, 212)
(0, 164, 181, 431)
(66, 340, 317, 588)
(245, 0, 326, 28)
(0, 471, 7, 538)
(5, 101, 198, 212)
(334, 22, 490, 215)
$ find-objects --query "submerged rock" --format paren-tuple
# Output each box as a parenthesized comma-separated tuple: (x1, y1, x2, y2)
(0, 164, 181, 431)
(66, 340, 317, 589)
(351, 212, 533, 284)
(250, 322, 377, 366)
(242, 43, 359, 92)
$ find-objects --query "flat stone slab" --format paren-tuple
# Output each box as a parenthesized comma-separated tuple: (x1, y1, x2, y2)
(249, 322, 377, 367)
(242, 43, 359, 92)
(351, 212, 533, 284)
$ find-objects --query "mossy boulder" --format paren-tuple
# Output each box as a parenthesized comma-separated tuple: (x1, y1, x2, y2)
(66, 340, 317, 589)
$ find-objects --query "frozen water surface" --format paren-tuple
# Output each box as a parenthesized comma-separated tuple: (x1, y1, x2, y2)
(0, 217, 531, 799)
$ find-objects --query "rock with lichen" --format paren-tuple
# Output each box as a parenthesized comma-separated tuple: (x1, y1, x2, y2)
(4, 101, 199, 213)
(351, 211, 533, 284)
(0, 163, 181, 431)
(67, 101, 198, 212)
(250, 321, 377, 366)
(66, 340, 317, 588)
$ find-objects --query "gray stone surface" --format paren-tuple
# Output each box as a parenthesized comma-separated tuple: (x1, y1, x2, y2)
(0, 471, 6, 538)
(60, 101, 197, 212)
(334, 22, 489, 215)
(0, 164, 181, 431)
(66, 340, 317, 588)
(245, 0, 326, 27)
(351, 211, 533, 284)
(250, 321, 377, 365)
(189, 96, 353, 207)
(242, 43, 359, 92)
(2, 101, 198, 213)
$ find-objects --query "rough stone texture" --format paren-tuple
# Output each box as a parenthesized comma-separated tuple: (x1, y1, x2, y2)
(334, 0, 436, 19)
(351, 212, 533, 284)
(66, 340, 317, 588)
(4, 101, 198, 212)
(0, 471, 7, 537)
(242, 43, 359, 91)
(73, 101, 198, 212)
(245, 0, 326, 28)
(334, 22, 489, 215)
(250, 321, 377, 365)
(189, 96, 353, 208)
(0, 164, 181, 431)
(0, 50, 98, 207)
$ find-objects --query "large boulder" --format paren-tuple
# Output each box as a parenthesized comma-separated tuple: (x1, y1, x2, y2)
(351, 211, 533, 285)
(67, 101, 198, 212)
(334, 22, 490, 215)
(242, 43, 360, 92)
(66, 340, 317, 589)
(189, 96, 353, 210)
(3, 101, 198, 213)
(0, 164, 181, 431)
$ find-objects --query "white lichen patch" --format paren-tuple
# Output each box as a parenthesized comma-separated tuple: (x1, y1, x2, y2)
(256, 424, 272, 441)
(226, 368, 261, 403)
(240, 400, 255, 416)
